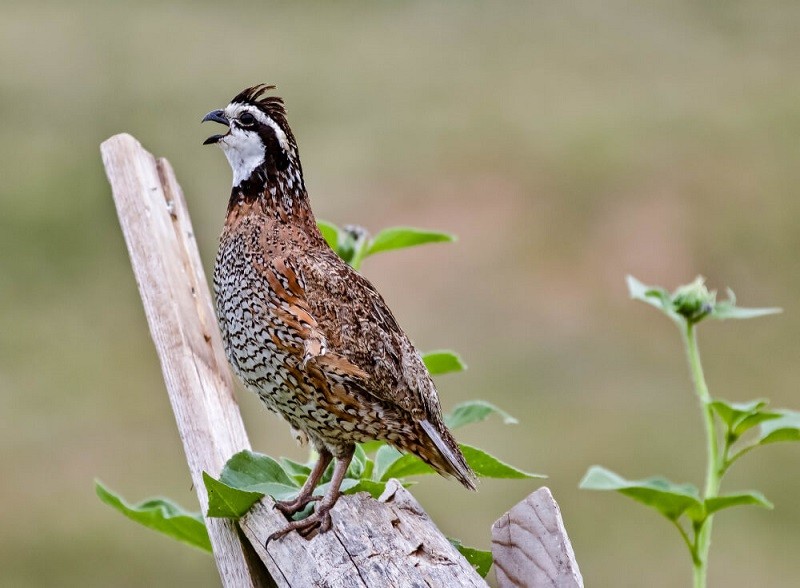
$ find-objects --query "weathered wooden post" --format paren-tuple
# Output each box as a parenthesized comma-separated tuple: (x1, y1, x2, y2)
(102, 133, 270, 587)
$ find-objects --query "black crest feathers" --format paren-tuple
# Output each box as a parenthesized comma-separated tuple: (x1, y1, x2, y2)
(231, 84, 288, 128)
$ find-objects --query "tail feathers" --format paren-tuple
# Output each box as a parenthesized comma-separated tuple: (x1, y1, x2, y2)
(420, 419, 477, 490)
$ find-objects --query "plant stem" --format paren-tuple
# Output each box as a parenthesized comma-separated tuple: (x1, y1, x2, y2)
(672, 520, 699, 565)
(682, 321, 721, 588)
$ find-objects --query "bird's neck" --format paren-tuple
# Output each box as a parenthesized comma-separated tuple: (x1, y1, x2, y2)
(228, 158, 318, 232)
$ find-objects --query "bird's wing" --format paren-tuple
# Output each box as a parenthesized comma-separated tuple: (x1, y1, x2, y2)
(262, 255, 370, 382)
(266, 251, 476, 489)
(273, 250, 440, 422)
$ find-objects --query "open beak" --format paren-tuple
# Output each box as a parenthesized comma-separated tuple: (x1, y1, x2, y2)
(202, 109, 229, 145)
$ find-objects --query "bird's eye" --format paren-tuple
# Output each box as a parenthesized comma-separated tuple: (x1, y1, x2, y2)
(239, 112, 256, 126)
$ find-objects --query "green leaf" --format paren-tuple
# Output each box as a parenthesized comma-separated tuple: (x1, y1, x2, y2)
(380, 452, 436, 481)
(422, 350, 467, 376)
(449, 538, 493, 578)
(712, 289, 781, 321)
(358, 440, 386, 454)
(337, 225, 371, 268)
(710, 399, 782, 437)
(208, 450, 307, 517)
(361, 456, 375, 480)
(626, 275, 674, 316)
(95, 481, 212, 552)
(373, 445, 404, 482)
(280, 457, 312, 486)
(219, 450, 299, 490)
(705, 491, 773, 516)
(757, 411, 800, 445)
(346, 445, 368, 480)
(445, 400, 518, 429)
(461, 444, 545, 479)
(627, 276, 780, 324)
(711, 399, 767, 429)
(366, 226, 455, 257)
(580, 466, 702, 521)
(204, 472, 264, 518)
(346, 479, 389, 499)
(316, 219, 341, 251)
(245, 482, 300, 502)
(379, 444, 543, 481)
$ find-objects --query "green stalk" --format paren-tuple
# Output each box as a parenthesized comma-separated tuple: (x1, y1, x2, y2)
(682, 321, 721, 588)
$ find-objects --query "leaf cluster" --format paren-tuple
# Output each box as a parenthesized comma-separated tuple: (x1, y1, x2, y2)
(625, 275, 781, 325)
(97, 398, 538, 576)
(203, 396, 540, 518)
(583, 276, 798, 576)
(317, 220, 455, 270)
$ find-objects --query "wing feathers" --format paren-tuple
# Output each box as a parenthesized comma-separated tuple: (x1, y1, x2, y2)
(420, 419, 477, 490)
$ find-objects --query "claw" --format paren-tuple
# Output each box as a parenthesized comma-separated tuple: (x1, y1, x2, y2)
(264, 447, 352, 548)
(265, 507, 333, 548)
(273, 494, 321, 517)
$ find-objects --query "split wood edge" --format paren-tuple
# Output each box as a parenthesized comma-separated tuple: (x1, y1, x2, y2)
(492, 487, 584, 588)
(102, 133, 272, 587)
(102, 132, 582, 587)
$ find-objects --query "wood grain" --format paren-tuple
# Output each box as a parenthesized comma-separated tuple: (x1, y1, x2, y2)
(491, 487, 583, 588)
(102, 133, 272, 587)
(240, 479, 487, 587)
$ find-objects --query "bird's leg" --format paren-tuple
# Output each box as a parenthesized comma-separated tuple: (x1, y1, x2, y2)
(273, 448, 332, 517)
(266, 446, 354, 545)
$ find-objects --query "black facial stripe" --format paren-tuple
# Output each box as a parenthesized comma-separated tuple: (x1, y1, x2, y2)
(257, 124, 290, 172)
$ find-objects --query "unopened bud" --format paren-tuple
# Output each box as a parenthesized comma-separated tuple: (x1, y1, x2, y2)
(672, 276, 716, 323)
(338, 224, 370, 266)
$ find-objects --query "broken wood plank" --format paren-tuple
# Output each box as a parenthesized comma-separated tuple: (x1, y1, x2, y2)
(491, 487, 583, 588)
(240, 479, 487, 587)
(102, 133, 272, 587)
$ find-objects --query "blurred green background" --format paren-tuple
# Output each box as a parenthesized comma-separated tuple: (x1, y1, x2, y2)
(2, 1, 799, 586)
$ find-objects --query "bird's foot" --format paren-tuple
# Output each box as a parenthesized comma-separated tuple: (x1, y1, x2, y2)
(272, 494, 321, 517)
(265, 505, 333, 547)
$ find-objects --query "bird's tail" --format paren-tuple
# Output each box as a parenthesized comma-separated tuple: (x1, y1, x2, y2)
(419, 419, 477, 490)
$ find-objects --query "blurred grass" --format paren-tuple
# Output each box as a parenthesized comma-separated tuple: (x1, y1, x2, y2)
(2, 0, 800, 586)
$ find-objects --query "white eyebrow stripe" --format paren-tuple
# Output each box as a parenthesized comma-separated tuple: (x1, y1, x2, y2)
(227, 102, 290, 152)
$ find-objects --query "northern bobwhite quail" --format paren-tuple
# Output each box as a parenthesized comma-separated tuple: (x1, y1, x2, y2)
(202, 84, 476, 541)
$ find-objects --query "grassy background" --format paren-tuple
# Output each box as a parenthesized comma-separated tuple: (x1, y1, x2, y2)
(2, 1, 799, 586)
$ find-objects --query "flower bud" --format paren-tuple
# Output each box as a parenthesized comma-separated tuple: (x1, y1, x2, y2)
(672, 276, 716, 323)
(338, 224, 370, 266)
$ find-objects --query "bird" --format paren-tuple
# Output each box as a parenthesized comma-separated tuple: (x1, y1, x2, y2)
(202, 84, 476, 542)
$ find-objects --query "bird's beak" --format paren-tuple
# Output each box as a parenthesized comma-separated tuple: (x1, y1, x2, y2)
(202, 109, 229, 145)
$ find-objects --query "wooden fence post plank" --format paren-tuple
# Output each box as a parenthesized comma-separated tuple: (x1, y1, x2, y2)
(239, 480, 488, 587)
(491, 487, 583, 588)
(101, 133, 272, 587)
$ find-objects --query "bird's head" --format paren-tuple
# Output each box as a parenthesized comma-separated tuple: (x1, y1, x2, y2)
(202, 84, 296, 187)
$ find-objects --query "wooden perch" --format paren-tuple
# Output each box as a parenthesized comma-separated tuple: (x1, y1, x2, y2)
(102, 133, 270, 587)
(241, 480, 486, 587)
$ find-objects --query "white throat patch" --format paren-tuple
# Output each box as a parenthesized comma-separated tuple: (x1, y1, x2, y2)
(220, 129, 265, 187)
